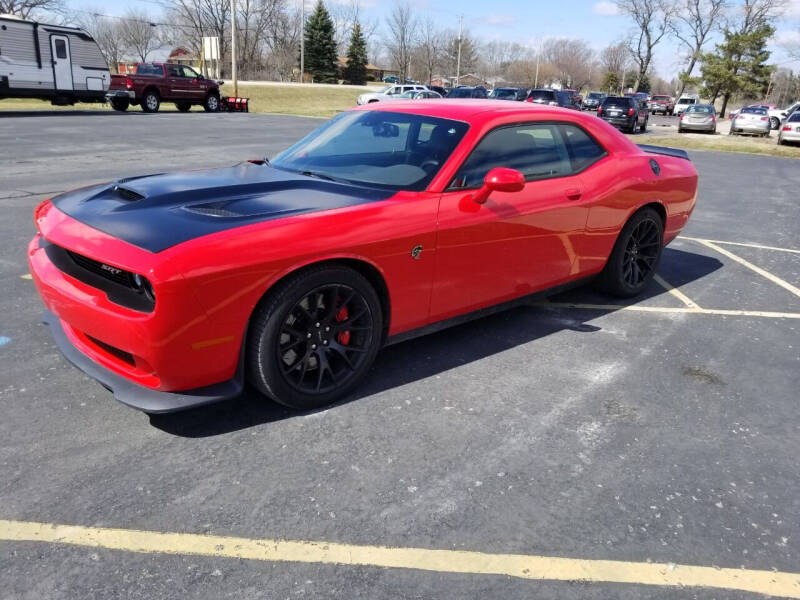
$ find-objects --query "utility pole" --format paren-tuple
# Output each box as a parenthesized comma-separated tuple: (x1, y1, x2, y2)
(534, 47, 540, 88)
(230, 0, 238, 96)
(300, 0, 305, 83)
(455, 14, 463, 86)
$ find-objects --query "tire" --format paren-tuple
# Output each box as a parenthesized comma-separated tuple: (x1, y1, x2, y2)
(176, 101, 192, 112)
(778, 137, 784, 145)
(110, 98, 129, 112)
(597, 207, 664, 298)
(203, 93, 220, 112)
(770, 117, 780, 130)
(141, 90, 160, 113)
(678, 127, 683, 134)
(639, 117, 647, 132)
(247, 266, 383, 410)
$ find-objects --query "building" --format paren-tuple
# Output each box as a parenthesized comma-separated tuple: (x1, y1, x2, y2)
(336, 57, 398, 82)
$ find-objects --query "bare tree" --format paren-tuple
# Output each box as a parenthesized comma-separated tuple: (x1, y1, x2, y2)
(482, 40, 526, 82)
(600, 41, 632, 77)
(616, 0, 675, 91)
(384, 2, 417, 82)
(413, 17, 441, 84)
(118, 9, 164, 63)
(0, 0, 63, 19)
(161, 0, 231, 76)
(78, 12, 126, 72)
(671, 0, 727, 97)
(543, 38, 596, 90)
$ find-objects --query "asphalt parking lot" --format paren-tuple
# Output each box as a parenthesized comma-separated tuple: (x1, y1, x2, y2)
(1, 111, 799, 599)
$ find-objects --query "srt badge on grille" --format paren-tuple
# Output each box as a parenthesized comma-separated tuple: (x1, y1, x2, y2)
(100, 263, 123, 276)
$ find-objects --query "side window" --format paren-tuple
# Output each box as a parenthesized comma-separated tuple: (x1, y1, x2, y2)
(54, 39, 67, 59)
(451, 123, 572, 189)
(167, 65, 181, 77)
(559, 124, 606, 173)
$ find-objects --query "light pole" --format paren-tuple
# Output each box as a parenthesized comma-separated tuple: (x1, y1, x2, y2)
(230, 0, 238, 96)
(455, 14, 463, 85)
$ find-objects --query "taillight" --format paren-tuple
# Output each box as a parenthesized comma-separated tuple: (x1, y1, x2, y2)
(710, 116, 715, 122)
(783, 126, 792, 131)
(680, 114, 684, 120)
(526, 97, 533, 103)
(627, 108, 635, 116)
(597, 106, 602, 114)
(125, 77, 134, 90)
(760, 116, 768, 121)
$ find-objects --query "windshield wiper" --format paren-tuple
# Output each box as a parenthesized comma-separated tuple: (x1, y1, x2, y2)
(300, 170, 340, 183)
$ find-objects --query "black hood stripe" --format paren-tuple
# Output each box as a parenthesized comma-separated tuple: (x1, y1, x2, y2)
(51, 163, 394, 253)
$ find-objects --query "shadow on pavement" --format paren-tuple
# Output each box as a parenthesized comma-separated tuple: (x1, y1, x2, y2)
(149, 247, 723, 438)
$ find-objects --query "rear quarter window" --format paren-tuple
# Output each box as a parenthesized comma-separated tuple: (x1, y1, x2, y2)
(560, 124, 606, 172)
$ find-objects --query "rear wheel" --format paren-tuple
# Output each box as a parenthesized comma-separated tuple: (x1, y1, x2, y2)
(770, 116, 780, 130)
(141, 90, 160, 113)
(248, 266, 383, 410)
(640, 116, 648, 132)
(598, 208, 663, 298)
(175, 101, 191, 112)
(110, 98, 129, 111)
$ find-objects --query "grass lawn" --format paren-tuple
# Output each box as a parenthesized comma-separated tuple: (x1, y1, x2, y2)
(220, 84, 361, 118)
(628, 131, 800, 159)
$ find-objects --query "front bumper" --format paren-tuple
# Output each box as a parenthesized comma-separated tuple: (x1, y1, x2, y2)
(42, 310, 243, 413)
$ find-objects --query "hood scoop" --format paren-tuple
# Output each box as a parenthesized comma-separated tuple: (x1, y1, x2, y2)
(112, 185, 146, 202)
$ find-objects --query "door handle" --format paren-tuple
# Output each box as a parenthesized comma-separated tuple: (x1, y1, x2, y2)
(565, 188, 582, 200)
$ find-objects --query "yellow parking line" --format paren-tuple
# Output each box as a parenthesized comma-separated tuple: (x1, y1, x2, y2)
(653, 274, 700, 309)
(680, 236, 800, 255)
(1, 520, 798, 598)
(694, 239, 800, 299)
(541, 302, 800, 319)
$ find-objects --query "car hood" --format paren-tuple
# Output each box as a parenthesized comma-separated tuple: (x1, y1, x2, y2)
(51, 162, 392, 253)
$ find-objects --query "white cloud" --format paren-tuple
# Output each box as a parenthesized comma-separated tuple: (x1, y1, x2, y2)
(593, 1, 620, 16)
(784, 0, 800, 19)
(774, 29, 800, 45)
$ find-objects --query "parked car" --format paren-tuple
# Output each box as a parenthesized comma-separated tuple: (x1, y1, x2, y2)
(427, 85, 448, 97)
(648, 95, 674, 115)
(446, 86, 489, 98)
(678, 104, 716, 134)
(525, 88, 580, 110)
(399, 90, 443, 100)
(777, 110, 800, 145)
(29, 101, 697, 412)
(107, 63, 221, 112)
(382, 75, 399, 83)
(729, 105, 770, 137)
(356, 84, 428, 104)
(582, 92, 607, 110)
(597, 96, 649, 133)
(767, 101, 800, 130)
(674, 95, 700, 115)
(0, 15, 110, 105)
(563, 88, 583, 107)
(489, 87, 528, 101)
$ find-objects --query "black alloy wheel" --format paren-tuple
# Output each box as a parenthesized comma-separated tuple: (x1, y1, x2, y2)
(248, 266, 382, 409)
(598, 207, 663, 297)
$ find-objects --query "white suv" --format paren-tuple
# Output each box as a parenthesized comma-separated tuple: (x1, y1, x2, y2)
(768, 101, 800, 130)
(357, 84, 429, 105)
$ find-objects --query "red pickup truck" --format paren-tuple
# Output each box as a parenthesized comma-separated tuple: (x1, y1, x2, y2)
(648, 95, 675, 115)
(106, 62, 221, 113)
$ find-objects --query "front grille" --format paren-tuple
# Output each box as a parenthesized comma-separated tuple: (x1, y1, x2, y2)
(66, 250, 135, 288)
(43, 240, 155, 313)
(86, 335, 136, 366)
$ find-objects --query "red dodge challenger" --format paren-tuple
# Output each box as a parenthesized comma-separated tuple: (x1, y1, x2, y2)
(29, 101, 698, 413)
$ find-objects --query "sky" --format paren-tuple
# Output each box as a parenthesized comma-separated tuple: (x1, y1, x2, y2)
(65, 0, 800, 78)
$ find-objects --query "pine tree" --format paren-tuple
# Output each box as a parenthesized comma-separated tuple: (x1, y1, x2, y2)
(304, 0, 338, 83)
(700, 25, 775, 116)
(343, 21, 368, 85)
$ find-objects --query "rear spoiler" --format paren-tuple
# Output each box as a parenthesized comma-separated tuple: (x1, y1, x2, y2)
(637, 144, 691, 161)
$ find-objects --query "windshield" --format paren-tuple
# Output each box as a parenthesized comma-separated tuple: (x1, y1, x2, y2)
(271, 111, 469, 191)
(377, 86, 392, 94)
(490, 89, 516, 99)
(741, 106, 767, 115)
(686, 105, 713, 114)
(528, 90, 555, 102)
(652, 96, 669, 101)
(788, 112, 800, 122)
(398, 91, 416, 98)
(677, 98, 696, 105)
(588, 93, 604, 99)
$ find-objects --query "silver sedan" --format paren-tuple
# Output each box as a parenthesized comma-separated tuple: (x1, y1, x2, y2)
(729, 106, 770, 137)
(778, 111, 800, 145)
(678, 104, 717, 133)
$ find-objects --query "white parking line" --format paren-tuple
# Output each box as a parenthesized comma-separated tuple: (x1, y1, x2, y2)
(680, 236, 800, 255)
(653, 274, 700, 308)
(694, 239, 800, 299)
(541, 302, 800, 319)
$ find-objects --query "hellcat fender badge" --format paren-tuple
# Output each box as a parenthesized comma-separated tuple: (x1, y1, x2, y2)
(411, 245, 423, 259)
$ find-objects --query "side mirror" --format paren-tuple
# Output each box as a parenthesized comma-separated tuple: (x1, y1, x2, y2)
(196, 73, 204, 80)
(472, 167, 525, 204)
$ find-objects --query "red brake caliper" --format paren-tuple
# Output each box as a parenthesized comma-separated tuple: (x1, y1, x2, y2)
(335, 305, 350, 345)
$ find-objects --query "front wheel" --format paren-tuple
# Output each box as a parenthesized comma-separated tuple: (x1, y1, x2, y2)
(597, 208, 663, 298)
(204, 93, 220, 112)
(247, 266, 383, 410)
(770, 117, 780, 130)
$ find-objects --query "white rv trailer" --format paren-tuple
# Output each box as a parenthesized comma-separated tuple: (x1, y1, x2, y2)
(0, 14, 110, 104)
